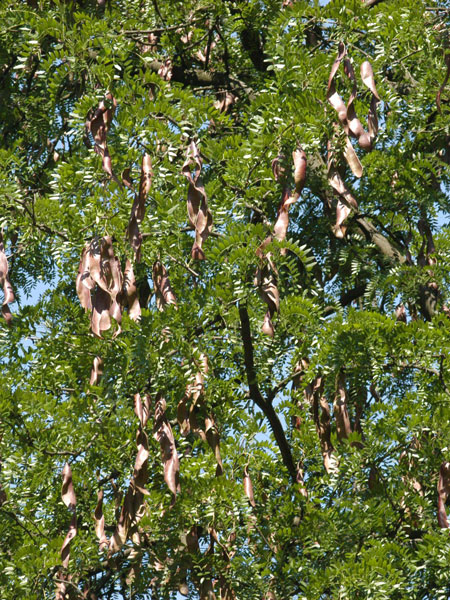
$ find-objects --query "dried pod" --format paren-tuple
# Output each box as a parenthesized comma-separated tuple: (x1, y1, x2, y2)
(88, 93, 119, 182)
(122, 167, 133, 189)
(273, 149, 307, 252)
(152, 261, 177, 311)
(254, 260, 279, 337)
(91, 287, 112, 338)
(123, 260, 141, 321)
(360, 61, 380, 145)
(134, 393, 151, 428)
(153, 394, 181, 498)
(292, 147, 307, 198)
(94, 489, 109, 551)
(343, 135, 363, 178)
(177, 387, 191, 436)
(305, 376, 336, 473)
(76, 243, 94, 312)
(327, 42, 348, 126)
(109, 399, 150, 555)
(89, 356, 103, 386)
(56, 464, 77, 600)
(183, 355, 210, 442)
(344, 58, 367, 144)
(77, 237, 123, 338)
(127, 154, 152, 262)
(437, 461, 450, 529)
(327, 143, 359, 238)
(182, 141, 213, 260)
(243, 465, 256, 507)
(138, 154, 152, 214)
(333, 372, 352, 441)
(102, 92, 117, 132)
(0, 233, 14, 325)
(272, 154, 286, 182)
(328, 44, 380, 158)
(273, 188, 291, 248)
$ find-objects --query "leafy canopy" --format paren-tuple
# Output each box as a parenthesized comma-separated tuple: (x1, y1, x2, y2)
(1, 0, 450, 599)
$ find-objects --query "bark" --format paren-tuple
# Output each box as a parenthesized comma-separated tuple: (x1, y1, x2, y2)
(146, 59, 254, 98)
(239, 306, 297, 482)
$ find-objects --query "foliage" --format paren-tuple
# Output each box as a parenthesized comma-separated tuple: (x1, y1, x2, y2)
(1, 0, 450, 598)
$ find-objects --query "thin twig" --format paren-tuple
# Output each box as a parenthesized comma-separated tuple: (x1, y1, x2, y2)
(390, 47, 424, 67)
(0, 508, 37, 541)
(167, 253, 199, 278)
(151, 0, 166, 26)
(245, 121, 295, 189)
(123, 22, 199, 35)
(8, 195, 69, 241)
(53, 577, 85, 598)
(268, 370, 302, 403)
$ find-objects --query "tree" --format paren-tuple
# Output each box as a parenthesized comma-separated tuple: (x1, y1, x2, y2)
(1, 0, 450, 597)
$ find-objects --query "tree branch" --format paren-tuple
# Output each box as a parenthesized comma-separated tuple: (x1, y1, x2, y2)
(7, 195, 69, 241)
(145, 59, 255, 99)
(355, 216, 406, 263)
(239, 306, 297, 482)
(322, 284, 368, 317)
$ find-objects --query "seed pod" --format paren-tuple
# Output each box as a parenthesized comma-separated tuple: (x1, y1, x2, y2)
(437, 461, 450, 529)
(243, 465, 256, 507)
(152, 261, 177, 311)
(333, 372, 352, 441)
(109, 395, 150, 555)
(182, 141, 213, 260)
(123, 260, 141, 321)
(56, 464, 77, 600)
(273, 149, 307, 252)
(153, 394, 181, 499)
(0, 233, 14, 325)
(327, 44, 380, 160)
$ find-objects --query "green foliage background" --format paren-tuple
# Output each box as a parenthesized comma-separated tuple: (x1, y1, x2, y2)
(1, 0, 450, 598)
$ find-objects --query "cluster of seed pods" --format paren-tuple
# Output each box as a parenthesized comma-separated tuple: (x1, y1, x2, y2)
(326, 43, 380, 237)
(87, 92, 119, 183)
(255, 148, 307, 337)
(56, 464, 77, 600)
(182, 140, 213, 260)
(76, 236, 141, 339)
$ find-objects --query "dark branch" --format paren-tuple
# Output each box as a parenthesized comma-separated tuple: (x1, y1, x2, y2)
(145, 59, 255, 98)
(340, 284, 367, 307)
(354, 216, 405, 263)
(239, 306, 297, 482)
(322, 284, 367, 317)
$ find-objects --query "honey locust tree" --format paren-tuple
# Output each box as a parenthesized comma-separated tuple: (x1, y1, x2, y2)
(1, 0, 450, 598)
